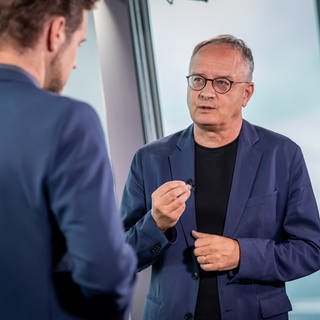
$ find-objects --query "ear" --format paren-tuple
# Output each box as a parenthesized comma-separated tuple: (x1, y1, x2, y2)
(242, 82, 254, 108)
(47, 16, 67, 52)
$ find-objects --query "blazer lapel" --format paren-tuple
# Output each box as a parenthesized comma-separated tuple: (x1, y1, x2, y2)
(223, 121, 262, 237)
(169, 125, 197, 247)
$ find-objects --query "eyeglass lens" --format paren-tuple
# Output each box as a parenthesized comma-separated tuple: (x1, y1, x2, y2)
(187, 75, 231, 93)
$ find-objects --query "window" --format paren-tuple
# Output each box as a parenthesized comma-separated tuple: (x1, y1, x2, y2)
(147, 1, 320, 319)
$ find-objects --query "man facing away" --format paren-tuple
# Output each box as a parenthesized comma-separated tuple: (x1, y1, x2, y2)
(121, 34, 320, 319)
(0, 1, 136, 319)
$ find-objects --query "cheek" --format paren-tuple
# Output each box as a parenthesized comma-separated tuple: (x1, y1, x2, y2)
(61, 50, 76, 83)
(70, 47, 78, 67)
(229, 98, 245, 116)
(187, 89, 197, 109)
(65, 45, 78, 70)
(228, 91, 245, 108)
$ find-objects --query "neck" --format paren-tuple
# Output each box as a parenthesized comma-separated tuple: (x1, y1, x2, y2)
(193, 120, 242, 148)
(0, 46, 45, 87)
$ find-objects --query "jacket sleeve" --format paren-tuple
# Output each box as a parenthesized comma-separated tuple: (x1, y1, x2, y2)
(231, 147, 320, 283)
(121, 150, 174, 271)
(48, 101, 136, 318)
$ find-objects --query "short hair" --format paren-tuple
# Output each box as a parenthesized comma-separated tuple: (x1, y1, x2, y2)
(191, 34, 254, 78)
(0, 0, 99, 48)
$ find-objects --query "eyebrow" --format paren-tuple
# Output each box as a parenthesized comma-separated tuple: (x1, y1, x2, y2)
(191, 72, 234, 79)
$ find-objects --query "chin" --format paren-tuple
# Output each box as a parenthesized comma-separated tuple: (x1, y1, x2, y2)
(195, 122, 219, 131)
(44, 80, 64, 94)
(192, 116, 218, 127)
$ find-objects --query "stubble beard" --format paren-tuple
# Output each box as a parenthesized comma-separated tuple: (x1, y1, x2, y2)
(44, 47, 66, 94)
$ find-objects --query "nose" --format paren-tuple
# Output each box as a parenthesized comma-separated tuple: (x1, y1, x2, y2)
(199, 79, 216, 100)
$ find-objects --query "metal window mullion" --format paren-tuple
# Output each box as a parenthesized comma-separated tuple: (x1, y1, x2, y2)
(128, 0, 163, 143)
(141, 0, 163, 139)
(317, 0, 320, 44)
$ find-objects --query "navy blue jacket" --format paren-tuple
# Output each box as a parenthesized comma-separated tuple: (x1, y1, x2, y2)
(0, 65, 136, 319)
(121, 121, 320, 320)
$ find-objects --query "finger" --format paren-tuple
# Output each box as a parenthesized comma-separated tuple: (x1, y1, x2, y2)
(155, 189, 190, 210)
(193, 237, 212, 249)
(163, 190, 191, 212)
(196, 255, 206, 265)
(193, 231, 220, 248)
(152, 186, 189, 212)
(199, 261, 231, 272)
(194, 247, 209, 257)
(161, 185, 191, 202)
(192, 230, 210, 239)
(153, 186, 189, 208)
(154, 180, 187, 197)
(153, 185, 190, 206)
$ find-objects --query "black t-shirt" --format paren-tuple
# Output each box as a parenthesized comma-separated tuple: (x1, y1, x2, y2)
(194, 137, 238, 320)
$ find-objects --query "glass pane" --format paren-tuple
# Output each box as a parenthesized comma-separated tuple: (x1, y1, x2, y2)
(148, 0, 320, 319)
(63, 13, 107, 141)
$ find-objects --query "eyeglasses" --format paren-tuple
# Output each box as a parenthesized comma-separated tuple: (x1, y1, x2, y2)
(186, 74, 251, 94)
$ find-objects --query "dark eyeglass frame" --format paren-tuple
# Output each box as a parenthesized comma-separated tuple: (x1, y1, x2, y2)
(186, 74, 251, 94)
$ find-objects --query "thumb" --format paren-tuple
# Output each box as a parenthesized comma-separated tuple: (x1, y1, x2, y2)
(192, 230, 207, 239)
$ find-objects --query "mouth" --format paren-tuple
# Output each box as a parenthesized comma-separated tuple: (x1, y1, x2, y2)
(197, 106, 216, 110)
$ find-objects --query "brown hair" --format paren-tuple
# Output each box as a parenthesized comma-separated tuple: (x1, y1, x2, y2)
(0, 0, 99, 48)
(191, 34, 254, 78)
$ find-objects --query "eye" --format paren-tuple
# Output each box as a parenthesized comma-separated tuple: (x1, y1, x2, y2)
(214, 78, 230, 87)
(191, 75, 205, 86)
(213, 78, 231, 92)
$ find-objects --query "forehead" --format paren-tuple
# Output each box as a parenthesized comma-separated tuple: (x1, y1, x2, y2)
(189, 44, 246, 77)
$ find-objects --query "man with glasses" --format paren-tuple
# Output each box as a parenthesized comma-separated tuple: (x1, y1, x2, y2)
(121, 35, 320, 320)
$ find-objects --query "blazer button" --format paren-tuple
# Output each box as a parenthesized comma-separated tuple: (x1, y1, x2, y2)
(184, 312, 193, 320)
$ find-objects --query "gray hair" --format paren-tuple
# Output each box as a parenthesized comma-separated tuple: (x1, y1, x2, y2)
(191, 34, 254, 78)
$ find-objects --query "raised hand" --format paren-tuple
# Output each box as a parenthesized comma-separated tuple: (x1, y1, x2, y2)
(151, 180, 191, 232)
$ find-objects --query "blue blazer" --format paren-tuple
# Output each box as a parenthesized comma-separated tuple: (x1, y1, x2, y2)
(0, 65, 136, 320)
(121, 121, 320, 320)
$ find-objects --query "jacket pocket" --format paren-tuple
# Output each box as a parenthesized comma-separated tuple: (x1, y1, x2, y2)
(259, 291, 292, 318)
(246, 190, 278, 208)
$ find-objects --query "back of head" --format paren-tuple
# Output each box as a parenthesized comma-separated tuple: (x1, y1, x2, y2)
(0, 0, 99, 49)
(191, 34, 254, 80)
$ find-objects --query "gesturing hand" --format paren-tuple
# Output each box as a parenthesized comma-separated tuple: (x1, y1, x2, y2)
(151, 180, 191, 232)
(192, 230, 240, 272)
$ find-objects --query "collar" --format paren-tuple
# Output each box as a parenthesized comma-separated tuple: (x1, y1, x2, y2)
(176, 120, 259, 152)
(0, 63, 40, 87)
